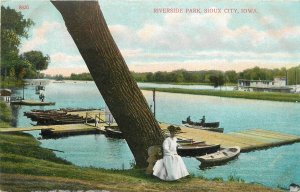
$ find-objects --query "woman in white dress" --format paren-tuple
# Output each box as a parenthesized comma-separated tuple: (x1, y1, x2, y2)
(153, 125, 189, 181)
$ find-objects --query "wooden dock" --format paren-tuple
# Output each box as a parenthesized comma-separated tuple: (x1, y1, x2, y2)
(1, 116, 299, 152)
(0, 123, 112, 137)
(0, 109, 115, 137)
(160, 123, 300, 152)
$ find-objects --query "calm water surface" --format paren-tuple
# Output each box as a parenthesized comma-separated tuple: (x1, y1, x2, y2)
(13, 80, 300, 189)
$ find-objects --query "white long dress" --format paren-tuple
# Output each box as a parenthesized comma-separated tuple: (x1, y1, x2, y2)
(153, 137, 189, 181)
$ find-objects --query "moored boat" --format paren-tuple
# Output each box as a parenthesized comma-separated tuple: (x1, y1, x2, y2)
(11, 100, 55, 106)
(196, 146, 241, 165)
(182, 120, 220, 128)
(177, 143, 220, 157)
(177, 138, 205, 145)
(105, 127, 123, 139)
(184, 124, 224, 133)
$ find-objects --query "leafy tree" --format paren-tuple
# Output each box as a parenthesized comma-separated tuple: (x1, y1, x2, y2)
(146, 72, 154, 81)
(225, 70, 238, 83)
(153, 71, 167, 82)
(1, 6, 34, 79)
(209, 73, 225, 88)
(21, 51, 50, 71)
(287, 65, 300, 85)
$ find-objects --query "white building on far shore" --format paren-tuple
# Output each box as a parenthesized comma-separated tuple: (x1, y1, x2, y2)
(237, 78, 293, 93)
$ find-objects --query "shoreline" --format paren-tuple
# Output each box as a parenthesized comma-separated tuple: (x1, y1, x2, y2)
(0, 131, 282, 191)
(0, 101, 281, 191)
(141, 87, 300, 102)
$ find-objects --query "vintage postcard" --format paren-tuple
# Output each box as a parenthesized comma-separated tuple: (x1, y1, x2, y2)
(1, 0, 300, 191)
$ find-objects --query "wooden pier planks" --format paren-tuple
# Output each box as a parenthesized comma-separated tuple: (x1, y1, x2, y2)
(0, 127, 50, 133)
(67, 110, 105, 119)
(1, 120, 299, 153)
(159, 122, 300, 152)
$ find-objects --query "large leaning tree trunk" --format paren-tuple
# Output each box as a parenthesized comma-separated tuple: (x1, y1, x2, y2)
(51, 1, 164, 167)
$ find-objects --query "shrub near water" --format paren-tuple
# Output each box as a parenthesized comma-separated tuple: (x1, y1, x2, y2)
(0, 101, 12, 127)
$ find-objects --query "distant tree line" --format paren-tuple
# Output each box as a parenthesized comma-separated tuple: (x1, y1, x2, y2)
(69, 73, 93, 81)
(1, 6, 49, 82)
(131, 66, 300, 86)
(59, 66, 299, 87)
(45, 73, 93, 81)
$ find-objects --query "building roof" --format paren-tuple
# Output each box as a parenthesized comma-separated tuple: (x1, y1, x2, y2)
(0, 89, 12, 96)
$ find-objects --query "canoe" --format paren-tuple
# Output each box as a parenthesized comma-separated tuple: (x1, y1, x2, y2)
(177, 143, 220, 157)
(184, 124, 224, 133)
(182, 120, 219, 128)
(196, 146, 241, 165)
(105, 127, 123, 139)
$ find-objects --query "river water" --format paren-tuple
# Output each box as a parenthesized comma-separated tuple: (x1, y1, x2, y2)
(12, 80, 300, 189)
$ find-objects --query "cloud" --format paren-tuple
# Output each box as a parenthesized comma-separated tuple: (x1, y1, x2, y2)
(20, 21, 60, 53)
(43, 67, 89, 76)
(110, 11, 300, 54)
(260, 16, 276, 25)
(128, 59, 298, 73)
(105, 10, 300, 74)
(109, 24, 137, 47)
(51, 53, 82, 63)
(120, 49, 143, 58)
(49, 52, 85, 68)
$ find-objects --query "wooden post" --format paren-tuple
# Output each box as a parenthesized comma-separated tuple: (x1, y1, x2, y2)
(22, 85, 25, 100)
(153, 88, 156, 119)
(85, 112, 88, 124)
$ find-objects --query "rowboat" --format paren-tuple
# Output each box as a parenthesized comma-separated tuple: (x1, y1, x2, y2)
(184, 124, 224, 133)
(196, 146, 241, 165)
(182, 120, 219, 128)
(105, 127, 123, 139)
(177, 138, 205, 145)
(177, 143, 220, 157)
(177, 138, 193, 143)
(11, 100, 55, 106)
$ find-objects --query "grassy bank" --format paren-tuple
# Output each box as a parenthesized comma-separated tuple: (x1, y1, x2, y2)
(0, 101, 280, 191)
(0, 101, 13, 128)
(0, 132, 281, 192)
(0, 79, 24, 88)
(142, 87, 300, 102)
(138, 82, 236, 86)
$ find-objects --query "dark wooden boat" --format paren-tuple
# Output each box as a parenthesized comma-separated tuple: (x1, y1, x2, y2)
(182, 120, 220, 128)
(177, 138, 193, 143)
(184, 124, 224, 133)
(11, 100, 55, 106)
(177, 143, 220, 157)
(177, 138, 204, 145)
(196, 146, 240, 165)
(105, 128, 123, 139)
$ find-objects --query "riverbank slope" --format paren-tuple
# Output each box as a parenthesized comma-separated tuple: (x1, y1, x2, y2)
(0, 101, 281, 191)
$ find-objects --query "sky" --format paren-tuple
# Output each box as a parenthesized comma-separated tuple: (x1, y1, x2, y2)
(2, 0, 300, 76)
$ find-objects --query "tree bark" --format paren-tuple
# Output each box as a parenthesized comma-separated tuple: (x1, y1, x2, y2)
(51, 1, 164, 167)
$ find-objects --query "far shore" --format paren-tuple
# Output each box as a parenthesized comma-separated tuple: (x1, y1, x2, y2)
(141, 87, 300, 103)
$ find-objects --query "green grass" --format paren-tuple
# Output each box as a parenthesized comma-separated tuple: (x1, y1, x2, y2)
(0, 101, 280, 191)
(141, 87, 300, 102)
(0, 79, 24, 88)
(0, 132, 282, 191)
(0, 101, 13, 128)
(138, 81, 236, 86)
